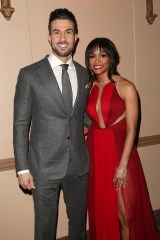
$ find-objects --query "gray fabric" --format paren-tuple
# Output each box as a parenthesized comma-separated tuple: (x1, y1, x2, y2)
(32, 173, 88, 240)
(61, 64, 73, 115)
(13, 56, 91, 180)
(13, 56, 91, 240)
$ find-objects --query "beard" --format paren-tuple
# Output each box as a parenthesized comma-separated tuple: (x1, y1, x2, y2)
(51, 42, 75, 57)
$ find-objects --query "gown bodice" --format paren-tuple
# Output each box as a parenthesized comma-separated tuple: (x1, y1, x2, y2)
(86, 82, 125, 129)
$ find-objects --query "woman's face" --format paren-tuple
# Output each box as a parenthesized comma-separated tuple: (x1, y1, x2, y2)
(89, 48, 110, 76)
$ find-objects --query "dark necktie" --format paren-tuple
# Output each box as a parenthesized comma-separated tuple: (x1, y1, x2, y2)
(60, 64, 73, 114)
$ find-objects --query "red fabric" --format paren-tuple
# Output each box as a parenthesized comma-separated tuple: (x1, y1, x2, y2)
(86, 82, 159, 240)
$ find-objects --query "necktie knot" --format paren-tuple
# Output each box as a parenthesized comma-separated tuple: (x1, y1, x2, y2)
(61, 64, 69, 71)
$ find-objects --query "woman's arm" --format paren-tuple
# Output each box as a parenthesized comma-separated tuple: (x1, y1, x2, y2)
(113, 78, 139, 190)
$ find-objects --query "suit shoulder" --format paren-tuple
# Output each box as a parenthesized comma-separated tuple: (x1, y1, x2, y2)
(20, 56, 48, 73)
(73, 61, 87, 72)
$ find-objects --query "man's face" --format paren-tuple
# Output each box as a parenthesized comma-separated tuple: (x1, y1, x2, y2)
(48, 19, 78, 61)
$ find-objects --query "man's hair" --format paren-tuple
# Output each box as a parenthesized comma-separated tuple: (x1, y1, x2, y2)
(48, 8, 78, 34)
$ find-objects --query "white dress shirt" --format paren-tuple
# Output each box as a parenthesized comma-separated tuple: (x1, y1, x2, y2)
(48, 53, 78, 105)
(17, 53, 78, 175)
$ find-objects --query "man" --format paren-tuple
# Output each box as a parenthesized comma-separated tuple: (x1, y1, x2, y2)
(13, 8, 90, 240)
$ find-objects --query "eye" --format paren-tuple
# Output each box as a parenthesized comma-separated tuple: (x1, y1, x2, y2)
(66, 29, 73, 35)
(89, 55, 95, 59)
(100, 53, 108, 58)
(52, 30, 59, 35)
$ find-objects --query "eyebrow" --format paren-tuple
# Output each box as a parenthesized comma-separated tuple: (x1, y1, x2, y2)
(52, 28, 74, 33)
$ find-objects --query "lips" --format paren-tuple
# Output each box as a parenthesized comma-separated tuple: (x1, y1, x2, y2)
(93, 65, 103, 69)
(57, 42, 68, 48)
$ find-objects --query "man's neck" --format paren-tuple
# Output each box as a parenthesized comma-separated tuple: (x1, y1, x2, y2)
(52, 52, 72, 63)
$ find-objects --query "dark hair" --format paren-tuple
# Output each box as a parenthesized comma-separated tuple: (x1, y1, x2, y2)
(48, 8, 78, 35)
(85, 38, 120, 81)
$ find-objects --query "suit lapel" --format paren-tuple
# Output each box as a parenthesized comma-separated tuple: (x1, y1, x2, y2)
(71, 62, 84, 115)
(36, 57, 68, 114)
(36, 57, 86, 116)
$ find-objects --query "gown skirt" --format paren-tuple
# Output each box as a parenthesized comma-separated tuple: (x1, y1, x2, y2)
(86, 128, 121, 240)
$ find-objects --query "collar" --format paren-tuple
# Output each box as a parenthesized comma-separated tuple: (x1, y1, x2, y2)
(48, 53, 74, 69)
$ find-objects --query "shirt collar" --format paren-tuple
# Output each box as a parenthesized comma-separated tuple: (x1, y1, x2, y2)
(48, 53, 74, 69)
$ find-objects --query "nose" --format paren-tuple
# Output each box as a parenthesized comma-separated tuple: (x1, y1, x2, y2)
(95, 56, 100, 63)
(60, 32, 66, 42)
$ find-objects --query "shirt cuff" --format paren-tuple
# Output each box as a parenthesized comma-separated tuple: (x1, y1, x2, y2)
(17, 169, 30, 175)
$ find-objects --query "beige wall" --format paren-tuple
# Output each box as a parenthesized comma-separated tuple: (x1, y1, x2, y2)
(0, 0, 160, 239)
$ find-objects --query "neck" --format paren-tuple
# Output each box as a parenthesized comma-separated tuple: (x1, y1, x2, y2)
(52, 52, 72, 63)
(95, 72, 110, 83)
(96, 77, 110, 84)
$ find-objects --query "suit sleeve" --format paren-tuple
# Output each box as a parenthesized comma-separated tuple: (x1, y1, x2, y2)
(13, 69, 32, 172)
(84, 112, 91, 128)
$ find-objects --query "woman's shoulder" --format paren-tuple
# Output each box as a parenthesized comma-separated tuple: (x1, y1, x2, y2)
(113, 75, 136, 89)
(112, 75, 137, 99)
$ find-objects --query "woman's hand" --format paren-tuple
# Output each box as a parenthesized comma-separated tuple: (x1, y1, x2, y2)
(113, 168, 128, 190)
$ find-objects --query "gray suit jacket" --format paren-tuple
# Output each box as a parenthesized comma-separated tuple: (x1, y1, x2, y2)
(13, 56, 90, 180)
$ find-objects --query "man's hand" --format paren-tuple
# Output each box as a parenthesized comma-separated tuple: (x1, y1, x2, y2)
(18, 172, 35, 190)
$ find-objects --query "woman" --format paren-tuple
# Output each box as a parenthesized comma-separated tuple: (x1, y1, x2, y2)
(85, 37, 159, 240)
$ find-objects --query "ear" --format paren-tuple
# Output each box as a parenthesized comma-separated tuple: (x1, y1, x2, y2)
(48, 34, 51, 44)
(74, 34, 78, 43)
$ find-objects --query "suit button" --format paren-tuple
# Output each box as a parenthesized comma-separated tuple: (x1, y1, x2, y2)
(67, 137, 70, 140)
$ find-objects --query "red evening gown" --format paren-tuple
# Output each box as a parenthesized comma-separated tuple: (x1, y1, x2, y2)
(86, 81, 159, 240)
